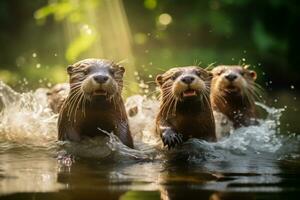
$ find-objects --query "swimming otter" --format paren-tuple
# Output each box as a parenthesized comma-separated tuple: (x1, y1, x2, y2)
(156, 66, 216, 149)
(210, 65, 260, 128)
(58, 58, 134, 148)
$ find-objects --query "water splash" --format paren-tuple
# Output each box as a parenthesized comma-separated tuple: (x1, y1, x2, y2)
(0, 81, 57, 150)
(0, 81, 159, 161)
(0, 81, 298, 164)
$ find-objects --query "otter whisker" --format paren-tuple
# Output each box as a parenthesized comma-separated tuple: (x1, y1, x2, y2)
(159, 94, 172, 117)
(202, 93, 211, 109)
(74, 93, 84, 120)
(65, 89, 81, 115)
(68, 91, 83, 122)
(68, 93, 81, 122)
(172, 98, 178, 116)
(166, 97, 176, 118)
(162, 95, 176, 118)
(70, 82, 83, 87)
(82, 95, 87, 118)
(66, 89, 82, 118)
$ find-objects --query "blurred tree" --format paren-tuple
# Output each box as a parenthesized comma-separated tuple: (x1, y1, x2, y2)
(124, 0, 300, 88)
(0, 0, 299, 89)
(35, 0, 138, 94)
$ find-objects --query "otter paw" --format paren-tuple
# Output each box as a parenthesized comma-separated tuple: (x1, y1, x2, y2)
(161, 129, 183, 149)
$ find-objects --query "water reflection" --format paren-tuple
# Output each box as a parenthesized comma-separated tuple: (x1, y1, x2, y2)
(0, 151, 64, 195)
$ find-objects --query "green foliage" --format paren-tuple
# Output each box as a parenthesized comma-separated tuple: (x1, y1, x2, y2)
(66, 27, 97, 62)
(253, 20, 287, 53)
(34, 2, 75, 23)
(0, 0, 299, 88)
(144, 0, 157, 10)
(34, 0, 100, 62)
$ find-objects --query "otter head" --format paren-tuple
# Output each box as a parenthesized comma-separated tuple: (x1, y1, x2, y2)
(67, 58, 125, 101)
(211, 65, 257, 97)
(156, 66, 212, 102)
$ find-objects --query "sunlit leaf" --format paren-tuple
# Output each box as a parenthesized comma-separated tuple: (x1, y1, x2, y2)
(34, 2, 75, 22)
(144, 0, 157, 10)
(66, 32, 97, 62)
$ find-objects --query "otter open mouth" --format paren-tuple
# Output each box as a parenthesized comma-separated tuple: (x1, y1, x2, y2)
(183, 89, 197, 97)
(225, 85, 240, 93)
(93, 89, 108, 96)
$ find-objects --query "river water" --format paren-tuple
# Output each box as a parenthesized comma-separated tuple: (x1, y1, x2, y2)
(0, 81, 299, 200)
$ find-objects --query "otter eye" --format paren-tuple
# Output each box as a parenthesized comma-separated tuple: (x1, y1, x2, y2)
(171, 71, 181, 80)
(109, 68, 115, 75)
(195, 70, 203, 78)
(240, 71, 245, 76)
(217, 70, 224, 76)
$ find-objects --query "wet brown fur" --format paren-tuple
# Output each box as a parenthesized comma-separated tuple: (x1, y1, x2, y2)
(210, 65, 260, 128)
(156, 66, 216, 148)
(58, 58, 133, 148)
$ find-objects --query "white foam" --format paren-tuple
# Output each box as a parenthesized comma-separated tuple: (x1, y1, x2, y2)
(0, 81, 296, 162)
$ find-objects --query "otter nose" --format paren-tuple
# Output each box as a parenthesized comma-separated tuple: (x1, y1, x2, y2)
(225, 73, 237, 82)
(93, 75, 109, 84)
(181, 76, 195, 84)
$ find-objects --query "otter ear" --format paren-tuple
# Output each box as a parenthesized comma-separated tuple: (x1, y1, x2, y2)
(119, 65, 125, 74)
(67, 65, 73, 75)
(249, 70, 257, 80)
(156, 74, 163, 86)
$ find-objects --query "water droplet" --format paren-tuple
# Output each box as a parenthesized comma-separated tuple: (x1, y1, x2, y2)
(291, 85, 295, 90)
(158, 13, 172, 26)
(148, 74, 153, 78)
(134, 71, 139, 76)
(242, 58, 246, 62)
(243, 50, 247, 54)
(145, 49, 149, 53)
(54, 53, 58, 57)
(274, 99, 278, 103)
(32, 53, 37, 58)
(269, 81, 273, 84)
(231, 58, 235, 61)
(36, 63, 41, 68)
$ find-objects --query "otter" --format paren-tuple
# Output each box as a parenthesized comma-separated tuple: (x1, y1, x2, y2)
(58, 58, 134, 148)
(156, 66, 216, 149)
(210, 65, 260, 128)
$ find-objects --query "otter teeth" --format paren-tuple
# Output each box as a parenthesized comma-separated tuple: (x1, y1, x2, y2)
(183, 89, 197, 97)
(93, 89, 107, 96)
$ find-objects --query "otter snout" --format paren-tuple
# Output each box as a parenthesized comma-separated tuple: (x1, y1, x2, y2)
(181, 75, 195, 84)
(81, 72, 118, 98)
(173, 74, 206, 99)
(93, 74, 109, 84)
(225, 73, 238, 82)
